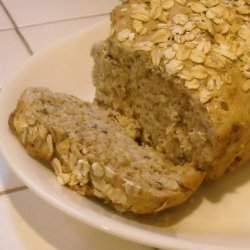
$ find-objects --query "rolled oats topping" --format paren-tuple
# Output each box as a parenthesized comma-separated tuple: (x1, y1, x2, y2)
(151, 47, 163, 66)
(174, 34, 186, 43)
(52, 158, 63, 176)
(206, 9, 217, 19)
(204, 52, 228, 69)
(184, 32, 196, 41)
(110, 28, 115, 38)
(163, 47, 176, 59)
(185, 79, 200, 89)
(133, 41, 154, 51)
(46, 134, 53, 156)
(121, 7, 128, 12)
(165, 59, 184, 75)
(77, 159, 90, 177)
(133, 19, 143, 33)
(200, 89, 213, 103)
(171, 25, 186, 35)
(117, 28, 132, 42)
(188, 2, 207, 13)
(150, 5, 162, 19)
(214, 33, 225, 43)
(191, 65, 208, 79)
(178, 69, 194, 80)
(111, 0, 250, 103)
(157, 22, 170, 29)
(124, 180, 141, 196)
(175, 0, 187, 5)
(214, 18, 226, 27)
(223, 8, 235, 23)
(13, 114, 28, 132)
(238, 24, 250, 40)
(150, 0, 161, 8)
(201, 0, 220, 8)
(151, 29, 171, 43)
(130, 4, 150, 22)
(91, 162, 105, 178)
(57, 173, 71, 185)
(162, 0, 175, 10)
(128, 32, 136, 41)
(176, 44, 191, 60)
(197, 39, 212, 54)
(184, 21, 196, 31)
(212, 44, 238, 61)
(216, 22, 230, 34)
(107, 188, 128, 205)
(190, 49, 206, 63)
(104, 166, 116, 179)
(209, 5, 224, 18)
(207, 75, 224, 90)
(173, 14, 189, 25)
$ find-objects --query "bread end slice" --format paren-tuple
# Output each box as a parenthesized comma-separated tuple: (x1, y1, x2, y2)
(9, 87, 205, 214)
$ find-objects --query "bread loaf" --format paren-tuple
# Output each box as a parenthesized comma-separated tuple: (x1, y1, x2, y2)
(8, 0, 250, 214)
(92, 0, 250, 181)
(9, 88, 205, 214)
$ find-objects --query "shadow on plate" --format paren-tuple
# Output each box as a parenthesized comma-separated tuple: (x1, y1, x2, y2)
(125, 161, 250, 227)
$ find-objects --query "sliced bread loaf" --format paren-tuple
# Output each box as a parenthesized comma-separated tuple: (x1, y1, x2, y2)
(92, 0, 250, 181)
(9, 87, 205, 214)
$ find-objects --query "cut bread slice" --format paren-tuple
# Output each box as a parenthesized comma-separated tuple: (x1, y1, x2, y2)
(9, 87, 205, 214)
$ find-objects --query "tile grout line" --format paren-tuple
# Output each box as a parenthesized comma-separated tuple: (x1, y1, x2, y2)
(0, 27, 14, 31)
(0, 2, 31, 196)
(18, 12, 109, 29)
(0, 186, 28, 196)
(0, 0, 33, 55)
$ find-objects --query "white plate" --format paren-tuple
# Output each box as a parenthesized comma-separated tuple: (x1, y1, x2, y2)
(1, 20, 250, 250)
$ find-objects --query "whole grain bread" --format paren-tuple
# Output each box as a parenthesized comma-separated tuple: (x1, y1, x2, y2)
(92, 0, 250, 181)
(9, 87, 205, 214)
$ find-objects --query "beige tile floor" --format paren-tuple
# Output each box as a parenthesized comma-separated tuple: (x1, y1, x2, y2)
(2, 0, 119, 26)
(0, 4, 13, 29)
(0, 1, 156, 249)
(20, 15, 108, 53)
(0, 30, 30, 87)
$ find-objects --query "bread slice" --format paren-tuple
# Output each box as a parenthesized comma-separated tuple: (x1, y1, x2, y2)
(9, 87, 205, 214)
(92, 0, 250, 181)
